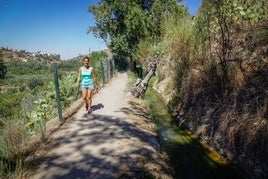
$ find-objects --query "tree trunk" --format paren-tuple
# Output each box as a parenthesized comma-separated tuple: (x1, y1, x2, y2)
(131, 60, 157, 98)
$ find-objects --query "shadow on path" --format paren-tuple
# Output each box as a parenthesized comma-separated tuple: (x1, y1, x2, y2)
(91, 103, 104, 112)
(28, 111, 171, 179)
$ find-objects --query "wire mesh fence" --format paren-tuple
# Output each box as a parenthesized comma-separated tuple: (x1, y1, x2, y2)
(100, 59, 115, 86)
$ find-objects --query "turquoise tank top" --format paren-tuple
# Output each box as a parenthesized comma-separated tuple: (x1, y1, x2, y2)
(81, 67, 93, 86)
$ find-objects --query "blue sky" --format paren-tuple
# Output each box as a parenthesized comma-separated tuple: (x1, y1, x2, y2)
(0, 0, 201, 60)
(182, 0, 202, 15)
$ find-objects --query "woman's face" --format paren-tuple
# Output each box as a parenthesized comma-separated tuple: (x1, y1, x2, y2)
(84, 59, 89, 66)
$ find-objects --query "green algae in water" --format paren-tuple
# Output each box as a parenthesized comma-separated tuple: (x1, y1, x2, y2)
(144, 88, 243, 179)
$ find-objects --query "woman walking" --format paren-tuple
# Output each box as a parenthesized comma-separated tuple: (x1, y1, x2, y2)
(76, 56, 97, 113)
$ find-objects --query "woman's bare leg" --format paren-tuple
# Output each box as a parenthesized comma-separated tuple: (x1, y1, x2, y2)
(82, 90, 89, 109)
(87, 90, 93, 110)
(82, 90, 88, 103)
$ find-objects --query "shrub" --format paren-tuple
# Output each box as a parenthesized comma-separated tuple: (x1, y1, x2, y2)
(28, 78, 44, 90)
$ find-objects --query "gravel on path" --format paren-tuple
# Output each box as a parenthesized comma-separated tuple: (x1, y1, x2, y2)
(25, 72, 174, 179)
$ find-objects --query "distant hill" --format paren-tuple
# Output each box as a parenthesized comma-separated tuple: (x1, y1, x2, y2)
(0, 46, 112, 64)
(0, 47, 61, 63)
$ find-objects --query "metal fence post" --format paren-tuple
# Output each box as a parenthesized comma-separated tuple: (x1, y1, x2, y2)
(53, 63, 63, 122)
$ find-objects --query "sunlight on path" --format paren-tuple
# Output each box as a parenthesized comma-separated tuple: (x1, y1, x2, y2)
(28, 73, 173, 179)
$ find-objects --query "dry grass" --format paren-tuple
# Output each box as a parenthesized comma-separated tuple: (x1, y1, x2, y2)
(0, 119, 29, 178)
(151, 20, 268, 177)
(120, 95, 174, 179)
(165, 62, 268, 177)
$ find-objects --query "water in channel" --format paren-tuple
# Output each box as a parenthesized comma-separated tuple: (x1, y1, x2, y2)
(145, 88, 244, 179)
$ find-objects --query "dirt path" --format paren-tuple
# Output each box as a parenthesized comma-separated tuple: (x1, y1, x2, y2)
(26, 72, 173, 179)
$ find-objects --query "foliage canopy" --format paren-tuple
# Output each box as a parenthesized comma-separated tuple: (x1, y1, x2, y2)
(88, 0, 186, 63)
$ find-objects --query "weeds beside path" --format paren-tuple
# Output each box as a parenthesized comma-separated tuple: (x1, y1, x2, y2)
(23, 72, 174, 179)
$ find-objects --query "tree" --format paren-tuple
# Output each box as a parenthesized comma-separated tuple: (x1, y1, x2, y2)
(88, 0, 185, 71)
(0, 52, 7, 79)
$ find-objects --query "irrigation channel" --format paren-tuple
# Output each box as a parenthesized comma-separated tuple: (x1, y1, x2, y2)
(145, 88, 244, 179)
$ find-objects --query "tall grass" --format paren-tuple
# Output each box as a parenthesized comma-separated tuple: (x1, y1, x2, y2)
(161, 15, 196, 89)
(0, 118, 28, 178)
(140, 15, 196, 106)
